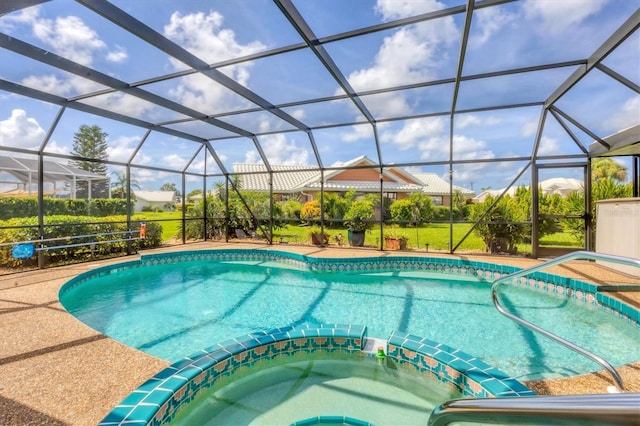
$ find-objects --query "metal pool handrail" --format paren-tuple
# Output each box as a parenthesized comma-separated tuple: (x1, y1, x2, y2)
(428, 392, 640, 426)
(492, 250, 640, 392)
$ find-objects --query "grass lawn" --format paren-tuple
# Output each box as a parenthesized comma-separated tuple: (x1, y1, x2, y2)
(272, 223, 581, 254)
(131, 211, 181, 241)
(130, 213, 581, 253)
(272, 223, 487, 252)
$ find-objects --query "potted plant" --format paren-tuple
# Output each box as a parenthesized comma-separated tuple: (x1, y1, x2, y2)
(344, 200, 374, 247)
(307, 226, 329, 246)
(384, 228, 410, 250)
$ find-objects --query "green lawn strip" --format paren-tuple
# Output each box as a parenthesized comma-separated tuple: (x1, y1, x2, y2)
(131, 211, 181, 241)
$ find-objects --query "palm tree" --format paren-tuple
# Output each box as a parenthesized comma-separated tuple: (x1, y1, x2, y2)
(111, 171, 141, 199)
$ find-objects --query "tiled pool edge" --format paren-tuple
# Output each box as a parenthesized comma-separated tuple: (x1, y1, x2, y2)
(133, 248, 639, 327)
(98, 324, 534, 426)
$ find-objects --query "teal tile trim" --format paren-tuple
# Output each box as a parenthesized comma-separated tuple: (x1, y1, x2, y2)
(387, 330, 536, 399)
(291, 416, 374, 425)
(99, 323, 535, 426)
(99, 324, 367, 426)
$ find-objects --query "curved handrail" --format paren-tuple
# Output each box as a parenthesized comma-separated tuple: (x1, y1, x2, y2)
(492, 250, 640, 392)
(428, 392, 640, 426)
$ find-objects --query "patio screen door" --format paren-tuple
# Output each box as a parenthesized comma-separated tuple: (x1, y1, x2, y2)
(533, 163, 591, 258)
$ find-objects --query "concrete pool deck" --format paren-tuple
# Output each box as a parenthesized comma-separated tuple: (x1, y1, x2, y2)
(1, 242, 638, 425)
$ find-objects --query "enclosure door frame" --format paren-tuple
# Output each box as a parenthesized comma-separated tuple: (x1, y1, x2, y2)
(532, 162, 592, 258)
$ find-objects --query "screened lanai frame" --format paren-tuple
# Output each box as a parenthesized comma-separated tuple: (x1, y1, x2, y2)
(0, 0, 638, 260)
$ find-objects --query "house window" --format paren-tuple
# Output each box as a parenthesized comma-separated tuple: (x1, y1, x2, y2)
(431, 196, 443, 206)
(383, 192, 397, 202)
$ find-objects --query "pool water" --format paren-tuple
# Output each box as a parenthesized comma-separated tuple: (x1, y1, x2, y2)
(168, 356, 459, 426)
(60, 259, 640, 381)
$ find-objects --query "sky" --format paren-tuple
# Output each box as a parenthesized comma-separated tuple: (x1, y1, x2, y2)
(0, 0, 638, 194)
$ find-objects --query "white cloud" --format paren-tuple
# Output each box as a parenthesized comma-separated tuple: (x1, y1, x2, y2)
(161, 10, 267, 113)
(162, 153, 189, 170)
(107, 135, 150, 165)
(106, 46, 128, 63)
(452, 134, 495, 161)
(375, 0, 447, 21)
(42, 140, 69, 155)
(347, 24, 455, 93)
(470, 6, 516, 48)
(0, 109, 46, 149)
(456, 115, 481, 129)
(248, 134, 310, 165)
(4, 7, 107, 66)
(163, 10, 265, 108)
(521, 118, 539, 137)
(164, 11, 265, 64)
(79, 92, 159, 120)
(341, 124, 375, 143)
(133, 169, 162, 188)
(380, 117, 446, 151)
(21, 74, 107, 100)
(522, 0, 610, 35)
(604, 96, 640, 132)
(342, 1, 458, 119)
(537, 136, 561, 155)
(453, 162, 493, 185)
(290, 108, 306, 121)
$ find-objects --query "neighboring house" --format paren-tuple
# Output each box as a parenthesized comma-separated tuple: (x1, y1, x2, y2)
(472, 178, 584, 203)
(133, 191, 177, 212)
(232, 155, 475, 206)
(410, 172, 476, 206)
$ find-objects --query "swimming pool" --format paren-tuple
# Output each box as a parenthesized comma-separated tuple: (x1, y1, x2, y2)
(60, 249, 639, 383)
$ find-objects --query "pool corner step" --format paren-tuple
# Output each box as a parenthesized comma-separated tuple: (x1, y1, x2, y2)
(363, 337, 387, 355)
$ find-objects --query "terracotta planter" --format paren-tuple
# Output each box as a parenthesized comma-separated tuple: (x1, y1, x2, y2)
(385, 237, 407, 250)
(385, 237, 400, 250)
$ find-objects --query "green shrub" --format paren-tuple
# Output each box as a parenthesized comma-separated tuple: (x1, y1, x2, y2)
(469, 196, 527, 254)
(277, 199, 303, 220)
(0, 215, 162, 268)
(431, 206, 463, 222)
(389, 198, 414, 223)
(344, 200, 374, 231)
(0, 196, 128, 220)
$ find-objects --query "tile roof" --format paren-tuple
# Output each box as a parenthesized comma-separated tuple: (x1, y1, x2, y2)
(233, 158, 475, 196)
(411, 172, 475, 195)
(134, 191, 177, 203)
(233, 163, 319, 192)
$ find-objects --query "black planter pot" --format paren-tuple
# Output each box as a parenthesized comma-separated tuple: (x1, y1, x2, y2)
(348, 229, 365, 246)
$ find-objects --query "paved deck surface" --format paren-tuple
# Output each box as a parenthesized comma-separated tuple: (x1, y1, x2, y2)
(1, 242, 638, 425)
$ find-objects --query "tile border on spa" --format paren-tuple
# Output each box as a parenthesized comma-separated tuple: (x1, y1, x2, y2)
(98, 323, 532, 426)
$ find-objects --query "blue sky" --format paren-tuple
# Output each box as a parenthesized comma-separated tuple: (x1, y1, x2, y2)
(0, 0, 638, 194)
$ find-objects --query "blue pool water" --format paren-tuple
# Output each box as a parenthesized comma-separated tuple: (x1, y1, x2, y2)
(60, 257, 639, 381)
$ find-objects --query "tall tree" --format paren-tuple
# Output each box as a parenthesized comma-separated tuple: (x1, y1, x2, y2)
(69, 125, 109, 198)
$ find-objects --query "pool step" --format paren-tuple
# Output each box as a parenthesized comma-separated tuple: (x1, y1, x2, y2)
(362, 337, 387, 355)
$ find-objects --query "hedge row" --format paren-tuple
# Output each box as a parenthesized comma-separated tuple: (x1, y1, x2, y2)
(0, 197, 130, 220)
(0, 215, 162, 268)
